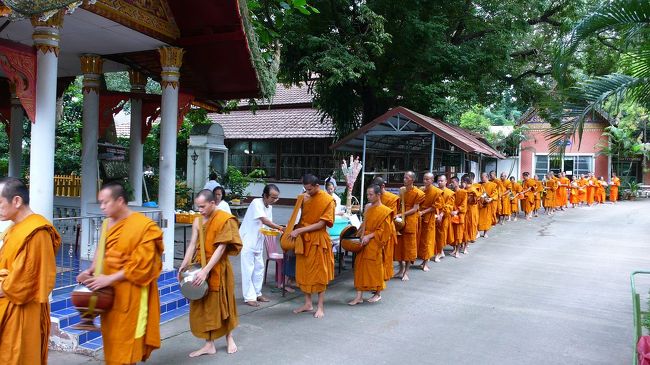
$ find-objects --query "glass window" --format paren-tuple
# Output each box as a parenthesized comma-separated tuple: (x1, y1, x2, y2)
(534, 155, 548, 178)
(574, 156, 593, 176)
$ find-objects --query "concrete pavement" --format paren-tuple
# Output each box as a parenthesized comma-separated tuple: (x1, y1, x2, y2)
(49, 199, 650, 364)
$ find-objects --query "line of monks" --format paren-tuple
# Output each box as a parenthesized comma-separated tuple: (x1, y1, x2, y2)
(347, 170, 622, 305)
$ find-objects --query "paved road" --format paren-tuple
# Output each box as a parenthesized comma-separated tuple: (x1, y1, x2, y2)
(50, 200, 650, 365)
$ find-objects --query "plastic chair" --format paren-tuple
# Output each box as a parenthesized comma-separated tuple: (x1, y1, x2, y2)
(263, 235, 285, 296)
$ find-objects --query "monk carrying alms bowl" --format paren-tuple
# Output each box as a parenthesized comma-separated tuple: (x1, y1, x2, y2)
(71, 283, 114, 331)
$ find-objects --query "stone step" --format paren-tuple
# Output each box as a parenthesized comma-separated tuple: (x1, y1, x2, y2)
(49, 270, 189, 354)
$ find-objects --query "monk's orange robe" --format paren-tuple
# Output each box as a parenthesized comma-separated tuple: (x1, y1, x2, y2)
(465, 184, 481, 242)
(587, 177, 597, 205)
(543, 179, 557, 209)
(499, 179, 512, 217)
(395, 187, 425, 262)
(478, 181, 498, 231)
(353, 204, 392, 292)
(594, 180, 603, 203)
(491, 179, 502, 224)
(522, 178, 536, 214)
(435, 187, 455, 253)
(451, 188, 467, 245)
(0, 214, 60, 365)
(380, 191, 399, 280)
(557, 177, 569, 207)
(101, 212, 164, 365)
(534, 181, 543, 211)
(417, 185, 441, 260)
(190, 210, 242, 341)
(295, 189, 335, 293)
(578, 178, 588, 203)
(511, 182, 522, 214)
(610, 177, 621, 202)
(570, 181, 580, 205)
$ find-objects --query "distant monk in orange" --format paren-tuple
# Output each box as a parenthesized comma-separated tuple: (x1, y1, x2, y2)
(0, 178, 60, 365)
(578, 174, 588, 205)
(610, 172, 621, 203)
(509, 176, 522, 221)
(372, 176, 399, 280)
(477, 172, 497, 238)
(434, 174, 455, 262)
(569, 176, 580, 208)
(498, 172, 512, 224)
(489, 171, 501, 226)
(534, 175, 543, 216)
(586, 172, 597, 206)
(521, 172, 536, 220)
(177, 189, 241, 357)
(464, 173, 480, 245)
(449, 176, 467, 257)
(348, 185, 393, 305)
(543, 172, 557, 215)
(79, 181, 163, 365)
(292, 174, 335, 318)
(557, 172, 570, 210)
(416, 172, 441, 271)
(394, 172, 424, 281)
(597, 176, 608, 203)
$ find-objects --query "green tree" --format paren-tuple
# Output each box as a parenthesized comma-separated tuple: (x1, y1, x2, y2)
(460, 105, 492, 134)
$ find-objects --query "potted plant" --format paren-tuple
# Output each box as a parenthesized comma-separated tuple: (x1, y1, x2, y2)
(222, 166, 266, 204)
(627, 180, 640, 200)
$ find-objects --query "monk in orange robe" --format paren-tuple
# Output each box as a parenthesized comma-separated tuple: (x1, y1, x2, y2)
(348, 185, 393, 305)
(372, 176, 399, 280)
(610, 173, 621, 203)
(520, 172, 536, 220)
(434, 175, 455, 261)
(489, 171, 501, 226)
(416, 172, 441, 271)
(569, 176, 580, 207)
(597, 176, 608, 203)
(394, 172, 424, 281)
(291, 174, 335, 318)
(543, 172, 558, 214)
(0, 178, 61, 365)
(498, 173, 512, 224)
(534, 175, 543, 215)
(449, 176, 467, 258)
(176, 189, 241, 357)
(477, 172, 498, 238)
(578, 174, 588, 205)
(556, 172, 570, 210)
(508, 176, 521, 221)
(586, 172, 597, 206)
(464, 173, 481, 244)
(79, 181, 163, 365)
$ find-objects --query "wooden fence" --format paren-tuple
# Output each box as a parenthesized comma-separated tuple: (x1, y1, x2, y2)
(54, 174, 81, 197)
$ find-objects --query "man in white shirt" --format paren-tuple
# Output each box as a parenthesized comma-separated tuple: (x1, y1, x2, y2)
(239, 184, 282, 306)
(203, 172, 220, 192)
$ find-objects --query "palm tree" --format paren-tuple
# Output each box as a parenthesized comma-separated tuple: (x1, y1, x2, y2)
(550, 0, 650, 150)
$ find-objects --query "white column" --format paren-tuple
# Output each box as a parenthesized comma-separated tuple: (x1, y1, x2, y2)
(8, 91, 24, 177)
(29, 12, 63, 221)
(158, 46, 183, 271)
(79, 55, 102, 261)
(128, 70, 145, 206)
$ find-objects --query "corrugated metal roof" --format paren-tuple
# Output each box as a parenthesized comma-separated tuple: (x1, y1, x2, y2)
(331, 106, 505, 159)
(208, 108, 334, 139)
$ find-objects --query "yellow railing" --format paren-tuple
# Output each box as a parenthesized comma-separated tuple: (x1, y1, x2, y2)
(54, 174, 81, 197)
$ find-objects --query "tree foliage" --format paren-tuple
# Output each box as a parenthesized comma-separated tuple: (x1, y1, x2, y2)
(278, 0, 606, 139)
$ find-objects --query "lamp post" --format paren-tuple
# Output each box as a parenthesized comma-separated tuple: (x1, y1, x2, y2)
(191, 150, 199, 202)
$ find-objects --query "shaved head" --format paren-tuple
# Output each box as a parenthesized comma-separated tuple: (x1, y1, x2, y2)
(196, 189, 215, 203)
(99, 181, 128, 204)
(0, 177, 29, 205)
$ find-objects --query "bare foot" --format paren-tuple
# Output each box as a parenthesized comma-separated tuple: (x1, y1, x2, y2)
(422, 265, 430, 272)
(257, 295, 270, 302)
(282, 286, 295, 293)
(483, 233, 489, 238)
(393, 271, 404, 279)
(189, 342, 216, 358)
(462, 248, 468, 254)
(293, 304, 314, 314)
(226, 335, 237, 354)
(452, 252, 460, 258)
(314, 307, 325, 318)
(367, 295, 381, 303)
(348, 298, 363, 306)
(433, 255, 441, 263)
(401, 273, 410, 281)
(245, 301, 260, 307)
(513, 217, 518, 222)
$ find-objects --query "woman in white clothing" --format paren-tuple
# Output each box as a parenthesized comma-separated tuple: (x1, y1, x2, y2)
(212, 186, 232, 214)
(239, 184, 283, 307)
(325, 178, 345, 216)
